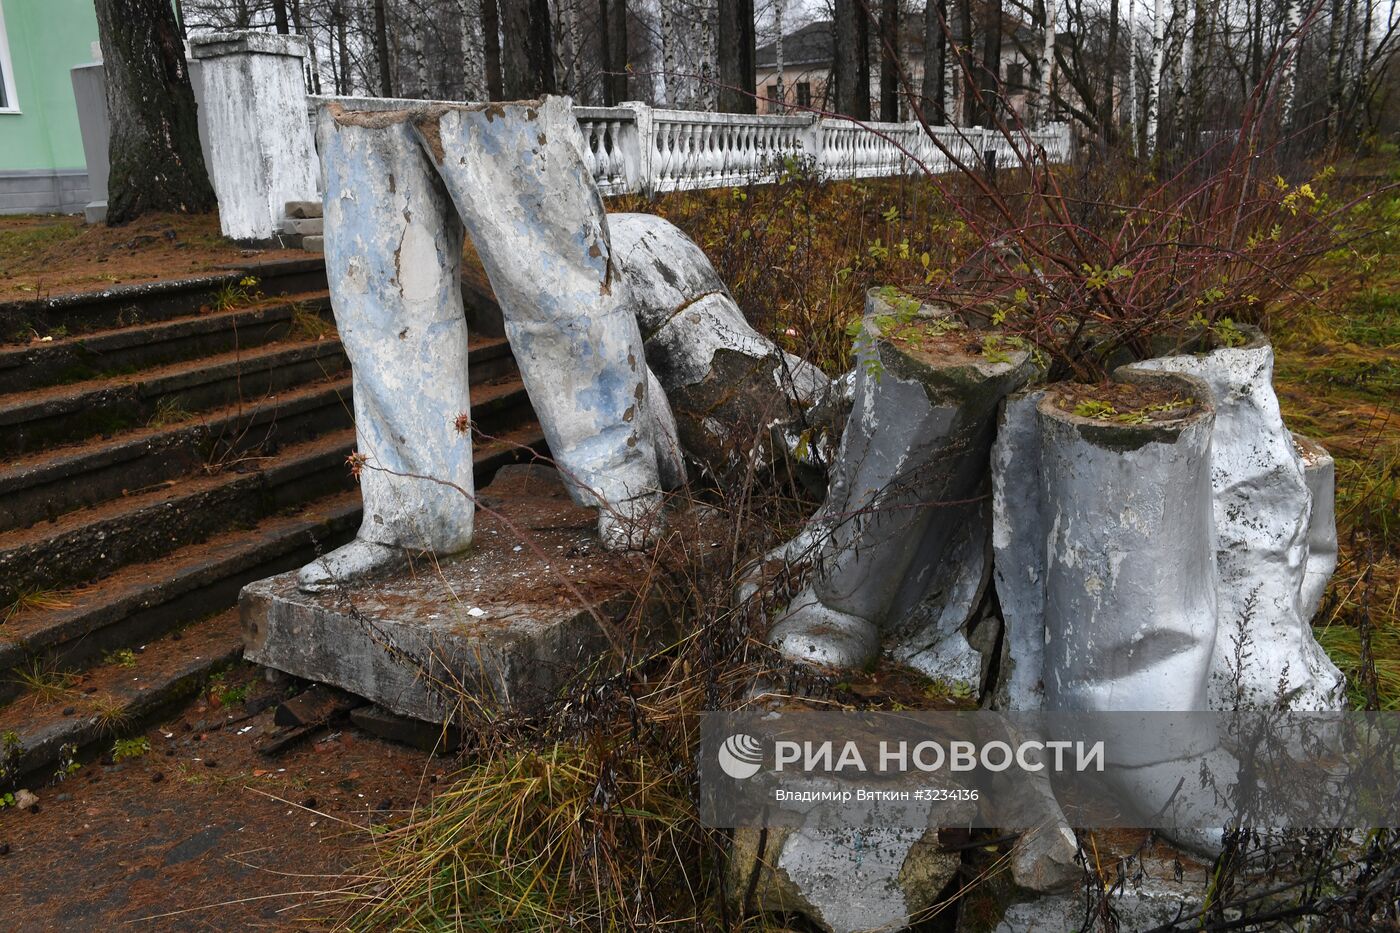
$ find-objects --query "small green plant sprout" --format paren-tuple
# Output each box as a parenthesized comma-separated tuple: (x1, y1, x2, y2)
(208, 672, 250, 707)
(146, 396, 193, 429)
(103, 648, 138, 668)
(1189, 308, 1247, 349)
(0, 792, 15, 810)
(1073, 399, 1118, 419)
(211, 275, 263, 312)
(112, 737, 150, 762)
(53, 742, 80, 781)
(981, 334, 1014, 364)
(288, 302, 336, 341)
(1080, 262, 1134, 290)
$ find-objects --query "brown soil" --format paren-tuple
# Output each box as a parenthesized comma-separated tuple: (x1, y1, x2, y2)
(0, 213, 303, 303)
(1051, 378, 1202, 424)
(0, 662, 446, 931)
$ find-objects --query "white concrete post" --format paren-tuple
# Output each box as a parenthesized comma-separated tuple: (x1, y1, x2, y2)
(189, 32, 318, 242)
(618, 101, 655, 195)
(799, 114, 824, 171)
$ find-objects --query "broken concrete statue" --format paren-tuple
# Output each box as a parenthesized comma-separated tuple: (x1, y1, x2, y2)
(767, 289, 1037, 682)
(1136, 327, 1345, 710)
(609, 212, 832, 481)
(302, 96, 677, 591)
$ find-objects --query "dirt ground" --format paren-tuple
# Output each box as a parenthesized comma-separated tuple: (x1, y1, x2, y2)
(0, 213, 304, 303)
(0, 663, 447, 931)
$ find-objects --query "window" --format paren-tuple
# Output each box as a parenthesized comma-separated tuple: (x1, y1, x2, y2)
(765, 83, 781, 114)
(0, 4, 17, 112)
(796, 82, 811, 108)
(1005, 63, 1025, 89)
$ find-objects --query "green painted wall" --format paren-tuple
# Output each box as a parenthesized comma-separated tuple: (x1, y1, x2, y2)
(0, 0, 100, 172)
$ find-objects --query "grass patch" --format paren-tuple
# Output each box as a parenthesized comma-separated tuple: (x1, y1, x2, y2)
(2, 587, 74, 625)
(342, 743, 707, 931)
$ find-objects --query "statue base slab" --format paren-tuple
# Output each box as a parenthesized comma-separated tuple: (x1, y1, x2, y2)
(239, 465, 665, 723)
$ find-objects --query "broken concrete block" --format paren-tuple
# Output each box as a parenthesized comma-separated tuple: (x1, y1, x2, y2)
(241, 468, 681, 722)
(282, 217, 323, 236)
(301, 234, 323, 253)
(273, 683, 359, 728)
(349, 705, 464, 753)
(1294, 433, 1338, 624)
(729, 823, 960, 933)
(284, 199, 322, 219)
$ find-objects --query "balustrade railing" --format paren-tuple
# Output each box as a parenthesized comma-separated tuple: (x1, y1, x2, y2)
(305, 95, 1072, 199)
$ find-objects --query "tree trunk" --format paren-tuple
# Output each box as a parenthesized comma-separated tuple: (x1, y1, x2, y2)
(879, 0, 900, 120)
(600, 0, 629, 104)
(977, 0, 1001, 127)
(957, 0, 975, 125)
(774, 0, 785, 110)
(921, 0, 946, 122)
(1034, 0, 1056, 126)
(1146, 0, 1164, 154)
(482, 0, 504, 99)
(1101, 0, 1119, 146)
(272, 0, 289, 34)
(1184, 0, 1209, 138)
(500, 0, 557, 97)
(1164, 0, 1186, 144)
(373, 0, 393, 96)
(94, 0, 215, 225)
(336, 3, 350, 94)
(717, 0, 756, 113)
(833, 0, 871, 118)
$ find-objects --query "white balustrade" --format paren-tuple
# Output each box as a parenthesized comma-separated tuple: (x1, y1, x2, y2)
(301, 94, 1071, 201)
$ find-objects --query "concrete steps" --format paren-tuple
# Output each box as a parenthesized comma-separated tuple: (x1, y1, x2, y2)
(0, 260, 542, 787)
(0, 337, 350, 456)
(0, 293, 334, 395)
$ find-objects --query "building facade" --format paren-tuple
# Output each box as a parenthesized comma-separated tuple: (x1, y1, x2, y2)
(0, 0, 101, 214)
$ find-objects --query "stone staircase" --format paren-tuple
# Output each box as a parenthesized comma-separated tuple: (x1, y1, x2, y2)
(0, 258, 541, 785)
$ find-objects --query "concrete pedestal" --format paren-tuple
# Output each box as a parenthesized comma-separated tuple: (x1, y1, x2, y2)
(189, 32, 318, 242)
(239, 466, 674, 722)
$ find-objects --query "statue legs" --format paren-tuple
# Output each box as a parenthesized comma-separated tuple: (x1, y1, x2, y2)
(300, 106, 474, 592)
(412, 99, 668, 549)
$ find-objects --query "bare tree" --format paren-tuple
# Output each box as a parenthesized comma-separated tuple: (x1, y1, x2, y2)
(922, 0, 947, 121)
(718, 0, 757, 112)
(501, 0, 557, 96)
(94, 0, 216, 225)
(879, 0, 900, 120)
(834, 0, 872, 118)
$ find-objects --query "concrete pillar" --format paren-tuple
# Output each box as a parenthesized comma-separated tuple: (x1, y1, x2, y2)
(70, 63, 109, 223)
(189, 32, 318, 242)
